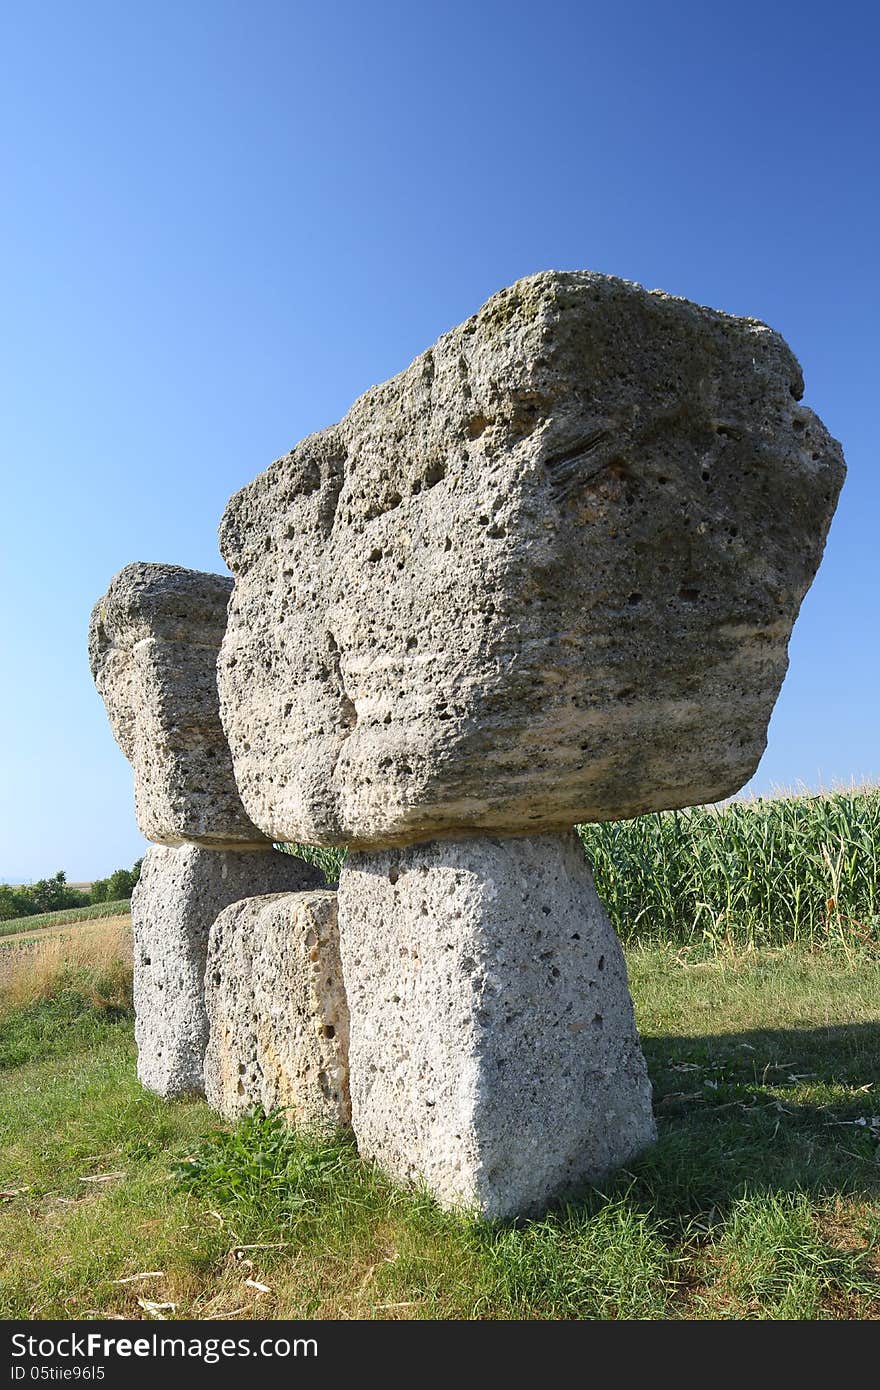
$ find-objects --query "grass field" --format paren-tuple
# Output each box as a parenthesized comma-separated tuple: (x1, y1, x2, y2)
(0, 916, 132, 998)
(0, 899, 132, 939)
(1, 916, 878, 1320)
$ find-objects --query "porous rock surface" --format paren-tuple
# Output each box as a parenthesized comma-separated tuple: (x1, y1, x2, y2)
(89, 562, 267, 847)
(337, 831, 656, 1218)
(204, 890, 349, 1133)
(131, 844, 323, 1098)
(218, 270, 845, 849)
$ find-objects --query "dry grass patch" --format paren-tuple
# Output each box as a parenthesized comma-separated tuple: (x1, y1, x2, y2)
(0, 917, 132, 1012)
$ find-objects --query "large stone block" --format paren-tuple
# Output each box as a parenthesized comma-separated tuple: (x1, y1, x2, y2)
(204, 890, 349, 1133)
(131, 844, 323, 1098)
(337, 831, 656, 1219)
(89, 562, 267, 847)
(218, 271, 845, 850)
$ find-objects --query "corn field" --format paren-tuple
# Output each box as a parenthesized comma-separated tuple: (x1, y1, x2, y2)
(284, 787, 880, 950)
(580, 789, 880, 949)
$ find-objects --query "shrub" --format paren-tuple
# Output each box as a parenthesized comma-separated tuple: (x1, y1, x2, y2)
(90, 859, 142, 906)
(0, 885, 31, 922)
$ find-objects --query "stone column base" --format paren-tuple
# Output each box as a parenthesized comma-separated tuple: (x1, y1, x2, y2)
(337, 830, 656, 1220)
(131, 844, 322, 1097)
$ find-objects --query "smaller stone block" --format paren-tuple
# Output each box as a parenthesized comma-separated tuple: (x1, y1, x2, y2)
(131, 844, 323, 1098)
(204, 890, 350, 1134)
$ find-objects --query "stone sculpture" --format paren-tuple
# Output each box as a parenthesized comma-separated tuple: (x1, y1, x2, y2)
(90, 270, 845, 1219)
(337, 833, 654, 1218)
(90, 562, 325, 1100)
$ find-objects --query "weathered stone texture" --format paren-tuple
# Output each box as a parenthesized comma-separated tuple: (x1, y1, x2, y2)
(204, 890, 349, 1133)
(89, 562, 266, 847)
(131, 844, 323, 1098)
(337, 831, 656, 1219)
(218, 270, 845, 850)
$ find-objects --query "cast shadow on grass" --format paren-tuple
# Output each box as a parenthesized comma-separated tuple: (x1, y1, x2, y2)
(606, 1021, 880, 1226)
(172, 1026, 880, 1317)
(179, 1022, 880, 1238)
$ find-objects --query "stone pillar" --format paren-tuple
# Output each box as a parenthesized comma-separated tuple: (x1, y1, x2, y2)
(337, 830, 655, 1220)
(90, 563, 330, 1102)
(131, 845, 323, 1098)
(204, 889, 349, 1132)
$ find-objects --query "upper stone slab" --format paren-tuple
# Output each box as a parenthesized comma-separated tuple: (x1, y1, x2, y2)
(218, 271, 845, 849)
(89, 562, 268, 846)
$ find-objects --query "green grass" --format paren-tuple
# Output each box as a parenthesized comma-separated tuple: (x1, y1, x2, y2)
(0, 991, 129, 1070)
(0, 899, 131, 937)
(2, 940, 878, 1320)
(284, 787, 880, 952)
(0, 953, 133, 1070)
(277, 842, 345, 885)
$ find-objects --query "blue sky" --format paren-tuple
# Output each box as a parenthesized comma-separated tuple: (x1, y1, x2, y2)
(1, 1, 877, 881)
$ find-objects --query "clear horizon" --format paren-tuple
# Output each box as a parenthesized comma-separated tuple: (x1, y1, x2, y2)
(2, 1, 878, 881)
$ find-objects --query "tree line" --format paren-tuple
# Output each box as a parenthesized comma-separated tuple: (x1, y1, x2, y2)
(0, 861, 142, 921)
